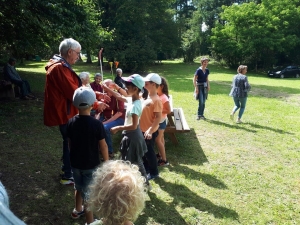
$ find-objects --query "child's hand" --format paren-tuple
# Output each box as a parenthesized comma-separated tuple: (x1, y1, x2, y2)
(144, 129, 152, 140)
(110, 127, 119, 135)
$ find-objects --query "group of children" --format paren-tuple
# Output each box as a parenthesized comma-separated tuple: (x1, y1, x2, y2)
(67, 71, 171, 224)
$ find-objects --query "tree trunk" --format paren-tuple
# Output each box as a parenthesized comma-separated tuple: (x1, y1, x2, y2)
(86, 50, 92, 63)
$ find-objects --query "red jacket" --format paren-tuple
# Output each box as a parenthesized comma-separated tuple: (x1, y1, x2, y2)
(44, 55, 81, 126)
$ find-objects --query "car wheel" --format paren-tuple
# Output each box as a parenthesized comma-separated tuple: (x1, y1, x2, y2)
(280, 74, 284, 79)
(296, 74, 299, 78)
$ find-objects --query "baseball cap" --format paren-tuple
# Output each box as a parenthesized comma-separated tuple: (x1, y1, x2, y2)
(73, 87, 96, 109)
(122, 74, 145, 92)
(144, 73, 161, 85)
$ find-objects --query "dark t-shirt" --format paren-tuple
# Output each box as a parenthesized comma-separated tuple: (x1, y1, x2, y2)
(194, 67, 210, 83)
(66, 115, 105, 170)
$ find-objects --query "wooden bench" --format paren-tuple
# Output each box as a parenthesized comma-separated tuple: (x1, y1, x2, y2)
(0, 66, 19, 99)
(165, 95, 190, 145)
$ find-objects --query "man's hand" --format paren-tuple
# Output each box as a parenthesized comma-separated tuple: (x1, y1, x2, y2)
(97, 101, 109, 112)
(95, 91, 111, 103)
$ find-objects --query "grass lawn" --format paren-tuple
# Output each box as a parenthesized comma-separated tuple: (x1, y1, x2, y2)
(0, 60, 299, 225)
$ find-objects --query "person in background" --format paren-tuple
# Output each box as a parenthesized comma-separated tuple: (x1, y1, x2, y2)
(140, 73, 162, 180)
(44, 38, 108, 185)
(90, 73, 103, 93)
(100, 79, 125, 158)
(193, 57, 210, 120)
(88, 160, 146, 225)
(114, 68, 125, 89)
(3, 57, 35, 100)
(67, 87, 108, 224)
(229, 65, 251, 123)
(0, 181, 26, 225)
(156, 76, 171, 166)
(79, 72, 91, 88)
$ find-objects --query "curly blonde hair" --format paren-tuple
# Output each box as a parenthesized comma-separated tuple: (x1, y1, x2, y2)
(88, 160, 146, 225)
(237, 65, 247, 73)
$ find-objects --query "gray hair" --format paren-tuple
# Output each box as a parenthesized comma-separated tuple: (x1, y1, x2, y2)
(116, 68, 122, 74)
(79, 72, 90, 80)
(95, 73, 103, 79)
(59, 38, 81, 55)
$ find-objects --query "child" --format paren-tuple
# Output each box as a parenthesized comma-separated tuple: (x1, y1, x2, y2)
(156, 76, 171, 166)
(66, 87, 109, 224)
(107, 75, 149, 183)
(140, 73, 162, 180)
(88, 160, 147, 225)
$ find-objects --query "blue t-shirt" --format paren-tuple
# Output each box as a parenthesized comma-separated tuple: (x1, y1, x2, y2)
(194, 67, 209, 83)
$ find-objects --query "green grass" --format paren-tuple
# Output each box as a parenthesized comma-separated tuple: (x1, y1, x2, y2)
(0, 60, 300, 225)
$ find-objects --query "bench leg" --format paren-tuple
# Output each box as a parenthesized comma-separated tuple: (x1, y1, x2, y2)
(168, 133, 178, 145)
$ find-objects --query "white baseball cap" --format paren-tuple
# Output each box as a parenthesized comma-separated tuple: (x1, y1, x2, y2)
(144, 73, 161, 85)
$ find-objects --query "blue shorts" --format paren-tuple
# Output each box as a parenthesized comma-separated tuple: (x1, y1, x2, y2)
(72, 167, 95, 200)
(159, 120, 167, 130)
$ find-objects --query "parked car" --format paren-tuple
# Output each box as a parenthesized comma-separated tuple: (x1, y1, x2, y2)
(268, 66, 300, 78)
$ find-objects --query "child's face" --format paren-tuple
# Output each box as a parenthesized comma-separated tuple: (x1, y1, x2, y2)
(145, 81, 156, 92)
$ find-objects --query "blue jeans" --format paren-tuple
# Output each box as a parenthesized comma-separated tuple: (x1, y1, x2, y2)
(72, 167, 95, 200)
(232, 97, 247, 119)
(143, 130, 159, 176)
(59, 124, 72, 178)
(104, 118, 124, 154)
(12, 79, 31, 97)
(197, 85, 207, 116)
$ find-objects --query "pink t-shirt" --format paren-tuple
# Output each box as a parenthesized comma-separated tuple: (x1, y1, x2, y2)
(159, 94, 169, 120)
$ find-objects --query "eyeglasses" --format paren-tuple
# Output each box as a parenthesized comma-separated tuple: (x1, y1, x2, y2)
(72, 49, 81, 56)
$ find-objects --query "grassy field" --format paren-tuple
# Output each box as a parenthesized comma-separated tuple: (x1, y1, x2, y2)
(0, 60, 299, 225)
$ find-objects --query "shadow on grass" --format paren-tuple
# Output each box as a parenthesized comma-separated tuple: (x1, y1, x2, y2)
(153, 178, 238, 221)
(245, 122, 294, 134)
(205, 119, 257, 133)
(168, 164, 227, 189)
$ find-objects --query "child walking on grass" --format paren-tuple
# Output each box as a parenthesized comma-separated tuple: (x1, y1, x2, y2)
(155, 76, 171, 166)
(66, 87, 109, 225)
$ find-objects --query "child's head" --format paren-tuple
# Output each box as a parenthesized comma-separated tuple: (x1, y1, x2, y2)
(158, 76, 169, 97)
(122, 74, 145, 96)
(144, 73, 161, 92)
(73, 87, 96, 111)
(88, 160, 146, 225)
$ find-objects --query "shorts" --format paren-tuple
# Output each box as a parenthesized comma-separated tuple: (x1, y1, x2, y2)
(159, 120, 167, 130)
(72, 167, 95, 200)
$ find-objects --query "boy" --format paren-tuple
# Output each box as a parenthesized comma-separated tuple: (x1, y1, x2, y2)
(66, 87, 108, 224)
(140, 73, 162, 180)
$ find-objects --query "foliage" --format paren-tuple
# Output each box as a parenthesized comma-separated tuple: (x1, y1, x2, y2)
(210, 0, 300, 69)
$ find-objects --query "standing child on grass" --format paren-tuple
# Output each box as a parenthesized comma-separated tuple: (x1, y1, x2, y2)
(105, 75, 148, 184)
(66, 87, 109, 224)
(156, 76, 171, 166)
(140, 73, 162, 180)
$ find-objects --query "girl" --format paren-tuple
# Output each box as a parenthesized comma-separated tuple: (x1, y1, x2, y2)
(156, 76, 171, 166)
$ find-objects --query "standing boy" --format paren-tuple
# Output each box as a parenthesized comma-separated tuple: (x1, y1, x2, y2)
(140, 73, 162, 180)
(66, 87, 108, 224)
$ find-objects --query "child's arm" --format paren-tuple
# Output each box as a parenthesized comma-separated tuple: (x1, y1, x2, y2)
(99, 139, 109, 161)
(102, 84, 127, 102)
(162, 101, 171, 115)
(144, 111, 162, 139)
(110, 114, 139, 135)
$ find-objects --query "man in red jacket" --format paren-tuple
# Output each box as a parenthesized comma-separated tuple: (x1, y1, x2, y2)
(44, 38, 108, 185)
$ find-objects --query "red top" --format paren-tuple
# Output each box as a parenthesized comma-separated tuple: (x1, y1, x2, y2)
(102, 96, 125, 120)
(90, 81, 103, 92)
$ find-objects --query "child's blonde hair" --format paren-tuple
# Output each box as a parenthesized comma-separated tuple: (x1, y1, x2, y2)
(88, 160, 146, 225)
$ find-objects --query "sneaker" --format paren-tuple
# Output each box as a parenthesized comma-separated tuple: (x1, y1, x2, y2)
(71, 207, 85, 219)
(196, 116, 200, 120)
(60, 176, 74, 185)
(200, 116, 206, 120)
(147, 173, 159, 180)
(236, 120, 243, 124)
(158, 159, 169, 166)
(230, 114, 234, 121)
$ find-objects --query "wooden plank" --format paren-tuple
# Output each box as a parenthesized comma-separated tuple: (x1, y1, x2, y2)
(173, 108, 183, 131)
(168, 94, 173, 113)
(178, 108, 190, 131)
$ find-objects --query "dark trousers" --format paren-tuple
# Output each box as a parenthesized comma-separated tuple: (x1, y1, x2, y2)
(59, 124, 72, 178)
(143, 130, 159, 176)
(12, 79, 31, 97)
